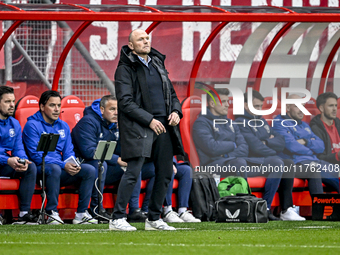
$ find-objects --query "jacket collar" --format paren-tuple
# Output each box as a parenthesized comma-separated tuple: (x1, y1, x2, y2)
(200, 108, 228, 121)
(0, 117, 10, 125)
(280, 113, 302, 125)
(119, 45, 165, 66)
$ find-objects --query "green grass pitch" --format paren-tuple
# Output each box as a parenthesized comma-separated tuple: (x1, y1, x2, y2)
(1, 221, 340, 255)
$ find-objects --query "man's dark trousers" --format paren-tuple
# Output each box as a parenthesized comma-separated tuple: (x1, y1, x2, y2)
(112, 118, 174, 221)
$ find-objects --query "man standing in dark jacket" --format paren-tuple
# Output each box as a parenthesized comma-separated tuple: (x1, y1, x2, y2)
(71, 95, 147, 223)
(310, 92, 340, 191)
(111, 29, 184, 231)
(235, 90, 305, 221)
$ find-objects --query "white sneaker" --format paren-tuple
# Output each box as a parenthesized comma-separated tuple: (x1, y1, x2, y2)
(145, 218, 176, 231)
(46, 211, 64, 225)
(163, 210, 184, 223)
(280, 207, 306, 221)
(73, 210, 98, 224)
(179, 211, 201, 222)
(109, 218, 137, 231)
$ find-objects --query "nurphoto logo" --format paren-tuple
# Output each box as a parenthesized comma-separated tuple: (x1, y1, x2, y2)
(199, 86, 312, 128)
(201, 86, 312, 116)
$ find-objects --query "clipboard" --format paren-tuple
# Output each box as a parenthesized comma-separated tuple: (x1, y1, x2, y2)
(93, 140, 117, 161)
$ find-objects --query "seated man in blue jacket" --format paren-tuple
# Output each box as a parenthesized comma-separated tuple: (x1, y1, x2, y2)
(0, 86, 37, 224)
(273, 94, 337, 193)
(23, 90, 97, 225)
(192, 88, 283, 220)
(71, 95, 147, 223)
(235, 90, 305, 221)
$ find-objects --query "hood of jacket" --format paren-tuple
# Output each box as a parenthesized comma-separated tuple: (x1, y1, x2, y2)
(83, 98, 117, 130)
(278, 113, 303, 125)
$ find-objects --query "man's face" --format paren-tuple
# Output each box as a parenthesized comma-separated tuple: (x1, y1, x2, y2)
(209, 95, 229, 116)
(245, 97, 263, 115)
(40, 96, 61, 124)
(0, 93, 15, 119)
(128, 30, 151, 56)
(287, 103, 304, 121)
(321, 97, 337, 120)
(101, 99, 118, 124)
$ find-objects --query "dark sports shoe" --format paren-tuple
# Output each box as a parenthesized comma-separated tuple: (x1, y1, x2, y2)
(127, 208, 147, 223)
(89, 208, 111, 223)
(267, 210, 282, 221)
(0, 215, 4, 225)
(13, 213, 39, 225)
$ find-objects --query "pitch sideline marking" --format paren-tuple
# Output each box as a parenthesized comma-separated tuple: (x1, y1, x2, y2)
(1, 241, 340, 249)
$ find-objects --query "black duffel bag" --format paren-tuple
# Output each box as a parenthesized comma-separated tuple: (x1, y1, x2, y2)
(215, 194, 268, 223)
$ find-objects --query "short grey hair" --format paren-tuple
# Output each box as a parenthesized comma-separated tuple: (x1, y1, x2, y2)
(100, 95, 116, 108)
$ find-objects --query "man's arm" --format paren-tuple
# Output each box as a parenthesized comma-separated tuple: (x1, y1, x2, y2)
(273, 122, 314, 155)
(237, 121, 277, 157)
(192, 119, 237, 157)
(72, 118, 100, 161)
(12, 124, 28, 159)
(311, 124, 337, 163)
(61, 125, 76, 164)
(0, 152, 9, 165)
(169, 81, 183, 118)
(303, 125, 325, 154)
(228, 125, 249, 158)
(115, 65, 154, 127)
(264, 129, 286, 153)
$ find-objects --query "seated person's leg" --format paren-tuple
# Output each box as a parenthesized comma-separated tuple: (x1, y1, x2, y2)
(175, 163, 201, 222)
(17, 162, 37, 221)
(247, 157, 283, 221)
(60, 163, 97, 224)
(206, 158, 247, 178)
(321, 172, 339, 193)
(141, 162, 155, 213)
(278, 159, 294, 212)
(319, 160, 340, 193)
(86, 160, 108, 214)
(105, 162, 124, 185)
(176, 163, 191, 215)
(126, 172, 147, 222)
(37, 164, 63, 224)
(162, 172, 181, 222)
(226, 158, 248, 178)
(296, 160, 323, 195)
(1, 164, 37, 223)
(250, 156, 283, 209)
(278, 159, 305, 221)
